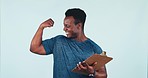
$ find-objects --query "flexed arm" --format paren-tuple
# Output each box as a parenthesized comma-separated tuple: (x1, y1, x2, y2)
(30, 18, 54, 55)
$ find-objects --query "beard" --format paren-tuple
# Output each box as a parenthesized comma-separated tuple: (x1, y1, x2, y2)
(66, 31, 78, 39)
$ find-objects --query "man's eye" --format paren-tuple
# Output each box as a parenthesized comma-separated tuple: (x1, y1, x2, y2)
(65, 25, 70, 28)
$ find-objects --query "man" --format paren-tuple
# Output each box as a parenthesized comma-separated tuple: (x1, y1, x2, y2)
(30, 8, 107, 78)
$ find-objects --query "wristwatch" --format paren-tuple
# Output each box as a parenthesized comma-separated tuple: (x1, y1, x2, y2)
(88, 70, 95, 78)
(89, 73, 94, 77)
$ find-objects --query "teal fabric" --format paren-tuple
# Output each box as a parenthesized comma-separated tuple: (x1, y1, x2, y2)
(42, 35, 102, 78)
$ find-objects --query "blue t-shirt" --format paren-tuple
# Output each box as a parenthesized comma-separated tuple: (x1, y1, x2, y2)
(42, 35, 102, 78)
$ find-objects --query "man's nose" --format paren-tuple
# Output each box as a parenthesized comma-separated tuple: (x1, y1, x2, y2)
(63, 27, 67, 31)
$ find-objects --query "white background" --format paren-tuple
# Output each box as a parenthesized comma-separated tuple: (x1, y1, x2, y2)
(1, 0, 148, 78)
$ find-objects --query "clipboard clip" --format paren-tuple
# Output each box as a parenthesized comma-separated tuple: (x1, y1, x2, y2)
(100, 51, 107, 56)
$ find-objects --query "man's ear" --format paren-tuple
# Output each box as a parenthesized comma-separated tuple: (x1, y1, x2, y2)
(77, 23, 82, 30)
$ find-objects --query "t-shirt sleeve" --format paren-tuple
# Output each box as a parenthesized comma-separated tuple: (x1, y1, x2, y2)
(42, 37, 56, 55)
(91, 41, 103, 54)
(94, 45, 103, 54)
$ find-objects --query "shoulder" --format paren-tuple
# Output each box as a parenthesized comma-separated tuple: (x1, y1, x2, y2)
(87, 39, 103, 54)
(87, 39, 99, 47)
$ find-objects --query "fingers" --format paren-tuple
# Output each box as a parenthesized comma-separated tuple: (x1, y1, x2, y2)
(46, 18, 54, 26)
(40, 18, 54, 28)
(75, 61, 97, 74)
(76, 61, 97, 69)
(83, 61, 97, 74)
(76, 62, 87, 70)
(82, 61, 97, 67)
(92, 62, 97, 67)
(84, 62, 89, 68)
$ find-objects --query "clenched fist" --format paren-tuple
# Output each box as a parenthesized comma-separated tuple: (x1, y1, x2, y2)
(40, 18, 54, 29)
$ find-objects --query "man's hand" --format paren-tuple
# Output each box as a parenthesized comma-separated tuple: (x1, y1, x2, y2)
(76, 61, 97, 74)
(76, 61, 107, 78)
(40, 18, 54, 29)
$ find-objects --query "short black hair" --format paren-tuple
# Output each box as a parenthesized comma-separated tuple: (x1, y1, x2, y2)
(65, 8, 86, 31)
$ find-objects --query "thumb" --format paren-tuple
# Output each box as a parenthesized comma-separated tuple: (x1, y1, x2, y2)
(92, 62, 97, 67)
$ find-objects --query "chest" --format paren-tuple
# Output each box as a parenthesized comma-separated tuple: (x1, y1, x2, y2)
(54, 41, 95, 61)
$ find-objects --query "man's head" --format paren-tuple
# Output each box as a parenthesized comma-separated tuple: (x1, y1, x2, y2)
(65, 8, 86, 31)
(63, 8, 87, 39)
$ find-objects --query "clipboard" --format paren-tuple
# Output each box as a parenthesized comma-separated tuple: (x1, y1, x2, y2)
(72, 51, 113, 75)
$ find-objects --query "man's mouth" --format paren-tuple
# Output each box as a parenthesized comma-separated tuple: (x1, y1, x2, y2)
(65, 32, 70, 35)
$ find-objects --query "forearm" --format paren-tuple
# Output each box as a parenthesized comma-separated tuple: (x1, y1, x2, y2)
(95, 72, 107, 78)
(30, 26, 44, 52)
(94, 66, 107, 78)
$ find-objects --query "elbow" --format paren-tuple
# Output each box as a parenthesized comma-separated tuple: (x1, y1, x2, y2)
(30, 47, 35, 53)
(30, 47, 39, 54)
(29, 45, 37, 53)
(29, 42, 38, 53)
(30, 47, 34, 53)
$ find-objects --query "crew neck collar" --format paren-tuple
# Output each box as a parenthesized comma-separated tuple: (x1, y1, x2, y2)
(70, 38, 90, 43)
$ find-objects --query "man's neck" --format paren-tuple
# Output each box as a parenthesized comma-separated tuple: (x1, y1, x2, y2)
(74, 33, 88, 42)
